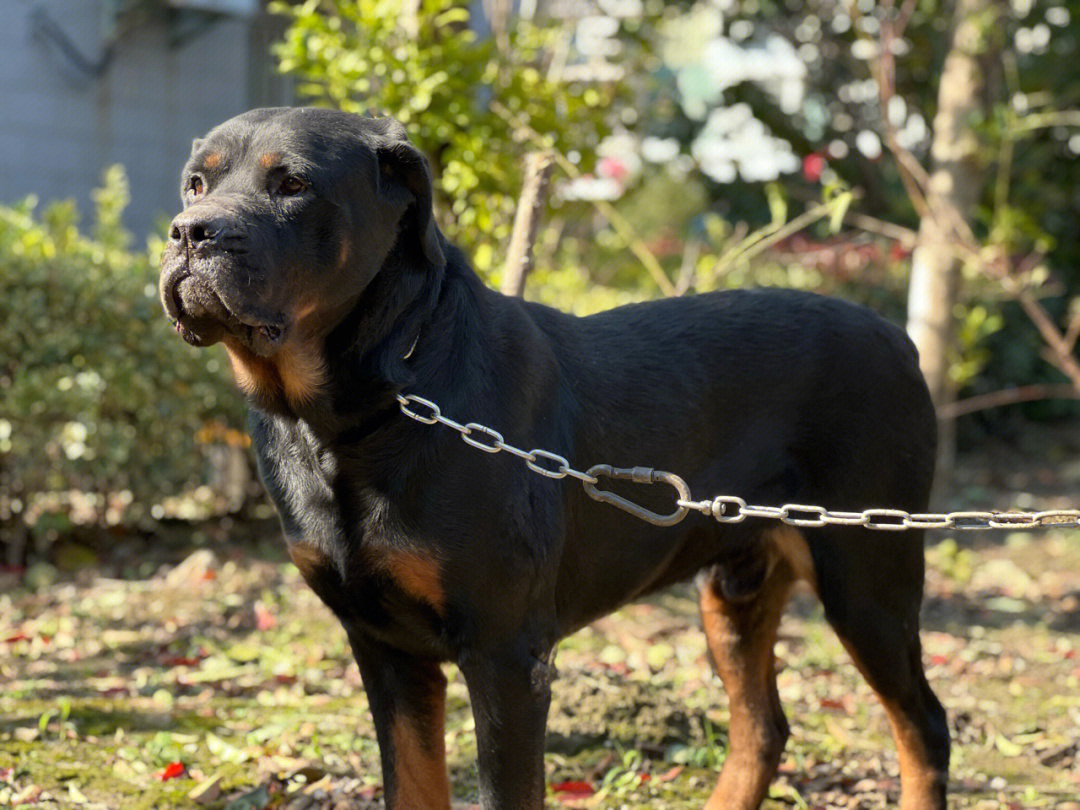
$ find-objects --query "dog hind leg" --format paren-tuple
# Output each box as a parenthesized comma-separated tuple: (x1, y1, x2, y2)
(813, 527, 949, 810)
(698, 528, 801, 810)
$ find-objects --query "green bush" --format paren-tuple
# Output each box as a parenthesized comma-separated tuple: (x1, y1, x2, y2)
(0, 167, 245, 534)
(272, 0, 625, 277)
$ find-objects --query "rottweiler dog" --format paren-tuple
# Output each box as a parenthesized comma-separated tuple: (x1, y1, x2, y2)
(160, 107, 948, 810)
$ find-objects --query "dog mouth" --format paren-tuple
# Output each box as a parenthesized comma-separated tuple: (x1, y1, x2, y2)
(162, 267, 287, 356)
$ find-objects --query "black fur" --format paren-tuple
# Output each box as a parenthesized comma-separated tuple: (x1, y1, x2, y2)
(161, 107, 948, 810)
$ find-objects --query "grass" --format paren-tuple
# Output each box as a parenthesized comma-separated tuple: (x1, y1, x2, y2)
(2, 526, 1079, 809)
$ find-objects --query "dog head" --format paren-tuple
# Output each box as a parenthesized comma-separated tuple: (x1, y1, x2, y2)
(160, 107, 444, 406)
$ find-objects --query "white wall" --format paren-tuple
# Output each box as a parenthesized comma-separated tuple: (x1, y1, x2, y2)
(0, 0, 287, 238)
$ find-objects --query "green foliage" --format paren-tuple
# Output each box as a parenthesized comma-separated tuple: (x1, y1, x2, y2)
(271, 0, 618, 275)
(0, 167, 244, 528)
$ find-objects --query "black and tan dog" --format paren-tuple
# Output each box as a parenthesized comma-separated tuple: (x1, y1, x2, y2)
(160, 107, 948, 810)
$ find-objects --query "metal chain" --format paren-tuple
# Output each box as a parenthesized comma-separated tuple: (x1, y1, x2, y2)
(397, 393, 600, 485)
(396, 393, 1080, 531)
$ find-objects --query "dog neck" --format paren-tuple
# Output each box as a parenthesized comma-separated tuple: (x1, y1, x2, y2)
(243, 244, 464, 433)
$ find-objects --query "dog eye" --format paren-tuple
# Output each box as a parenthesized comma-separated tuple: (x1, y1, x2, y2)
(187, 175, 204, 197)
(277, 175, 306, 196)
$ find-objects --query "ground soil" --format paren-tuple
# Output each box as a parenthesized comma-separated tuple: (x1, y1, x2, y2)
(2, 444, 1079, 809)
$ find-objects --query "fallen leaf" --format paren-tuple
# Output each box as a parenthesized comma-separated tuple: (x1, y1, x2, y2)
(656, 765, 683, 782)
(254, 601, 277, 631)
(156, 762, 186, 781)
(551, 780, 595, 800)
(11, 784, 43, 806)
(224, 784, 271, 810)
(67, 784, 88, 804)
(189, 774, 223, 805)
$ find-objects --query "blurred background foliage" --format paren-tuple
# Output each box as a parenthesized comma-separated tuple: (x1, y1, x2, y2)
(1, 168, 246, 554)
(2, 0, 1078, 554)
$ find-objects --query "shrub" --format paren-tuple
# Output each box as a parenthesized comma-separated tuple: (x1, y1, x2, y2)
(0, 167, 245, 538)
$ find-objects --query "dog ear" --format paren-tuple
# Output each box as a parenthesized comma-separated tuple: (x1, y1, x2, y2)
(190, 138, 204, 155)
(376, 137, 446, 269)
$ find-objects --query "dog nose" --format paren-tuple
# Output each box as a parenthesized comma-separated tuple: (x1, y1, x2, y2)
(168, 211, 238, 248)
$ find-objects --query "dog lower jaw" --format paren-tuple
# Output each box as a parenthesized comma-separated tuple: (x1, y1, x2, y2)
(162, 263, 289, 357)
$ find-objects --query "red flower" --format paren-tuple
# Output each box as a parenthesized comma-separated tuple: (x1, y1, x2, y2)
(803, 153, 826, 182)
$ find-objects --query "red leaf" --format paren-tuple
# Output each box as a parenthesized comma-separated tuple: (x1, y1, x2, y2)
(161, 656, 202, 667)
(156, 762, 186, 781)
(656, 765, 683, 782)
(889, 241, 912, 261)
(4, 633, 31, 643)
(930, 654, 949, 666)
(255, 603, 277, 631)
(551, 780, 595, 797)
(820, 697, 848, 712)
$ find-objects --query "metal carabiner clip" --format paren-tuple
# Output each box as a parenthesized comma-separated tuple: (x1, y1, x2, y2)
(582, 465, 691, 527)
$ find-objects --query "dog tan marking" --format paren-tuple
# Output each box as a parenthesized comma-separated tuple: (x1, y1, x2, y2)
(223, 339, 279, 399)
(203, 152, 223, 169)
(287, 541, 333, 585)
(259, 152, 282, 169)
(383, 551, 445, 613)
(389, 707, 450, 809)
(223, 333, 327, 408)
(768, 525, 817, 591)
(699, 528, 809, 810)
(839, 641, 948, 810)
(275, 341, 328, 404)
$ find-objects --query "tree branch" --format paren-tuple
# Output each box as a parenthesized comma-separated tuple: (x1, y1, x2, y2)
(937, 383, 1080, 419)
(501, 151, 555, 297)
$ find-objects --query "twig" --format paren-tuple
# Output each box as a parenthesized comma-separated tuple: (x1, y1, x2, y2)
(1013, 110, 1080, 132)
(843, 211, 917, 246)
(1064, 309, 1080, 354)
(491, 101, 677, 296)
(674, 238, 701, 295)
(937, 384, 1080, 419)
(710, 201, 835, 278)
(501, 151, 555, 297)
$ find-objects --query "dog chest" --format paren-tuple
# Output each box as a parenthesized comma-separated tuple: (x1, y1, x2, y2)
(250, 411, 450, 653)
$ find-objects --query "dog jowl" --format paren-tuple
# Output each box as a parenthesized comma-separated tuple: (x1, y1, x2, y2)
(162, 107, 948, 810)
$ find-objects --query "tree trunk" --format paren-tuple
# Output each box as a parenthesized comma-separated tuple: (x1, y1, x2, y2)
(906, 0, 1000, 504)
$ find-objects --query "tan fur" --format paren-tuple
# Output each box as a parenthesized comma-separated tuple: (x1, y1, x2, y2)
(700, 550, 796, 810)
(203, 152, 223, 169)
(223, 328, 327, 408)
(275, 341, 328, 404)
(258, 152, 282, 169)
(382, 551, 445, 613)
(768, 525, 817, 591)
(839, 642, 949, 810)
(389, 713, 451, 810)
(287, 542, 332, 585)
(223, 339, 278, 400)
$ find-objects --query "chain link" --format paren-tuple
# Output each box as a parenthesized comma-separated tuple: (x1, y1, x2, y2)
(396, 393, 1080, 531)
(396, 394, 598, 484)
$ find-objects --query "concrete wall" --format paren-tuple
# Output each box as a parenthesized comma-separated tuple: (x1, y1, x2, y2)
(0, 0, 290, 238)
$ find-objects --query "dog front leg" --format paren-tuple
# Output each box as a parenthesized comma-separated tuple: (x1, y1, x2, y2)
(348, 632, 451, 810)
(460, 642, 554, 809)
